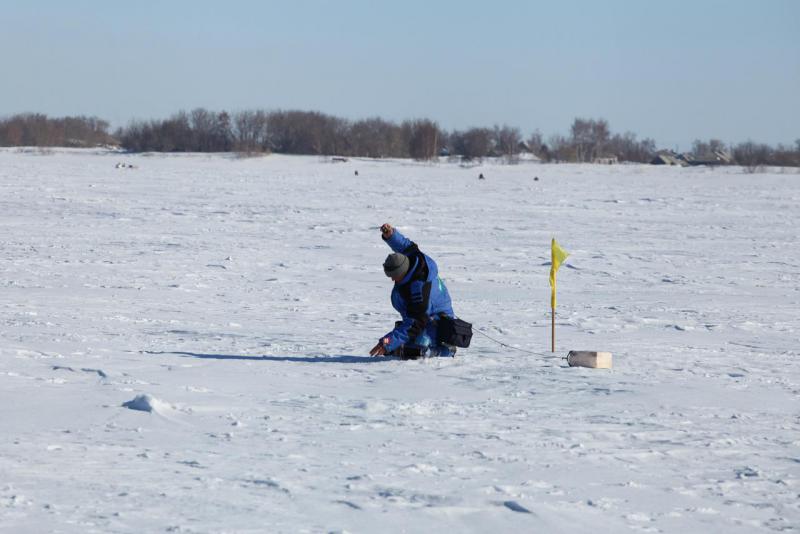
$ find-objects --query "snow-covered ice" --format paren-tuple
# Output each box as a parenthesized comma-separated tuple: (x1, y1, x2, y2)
(1, 149, 798, 532)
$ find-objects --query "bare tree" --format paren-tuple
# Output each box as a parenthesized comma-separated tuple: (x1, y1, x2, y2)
(494, 124, 522, 162)
(526, 130, 546, 158)
(691, 138, 726, 158)
(233, 110, 269, 154)
(190, 108, 215, 151)
(733, 141, 771, 173)
(405, 119, 439, 160)
(570, 118, 609, 162)
(450, 128, 493, 160)
(546, 134, 571, 162)
(606, 132, 656, 163)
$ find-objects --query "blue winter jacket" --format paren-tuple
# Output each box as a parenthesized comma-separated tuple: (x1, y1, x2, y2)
(381, 229, 454, 352)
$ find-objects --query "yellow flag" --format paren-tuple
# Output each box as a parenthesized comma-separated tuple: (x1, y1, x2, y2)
(550, 238, 570, 309)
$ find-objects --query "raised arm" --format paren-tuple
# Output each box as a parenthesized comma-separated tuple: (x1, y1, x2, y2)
(380, 223, 414, 253)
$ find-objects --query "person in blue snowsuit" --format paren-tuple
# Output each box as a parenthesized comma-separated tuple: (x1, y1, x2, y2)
(369, 223, 457, 359)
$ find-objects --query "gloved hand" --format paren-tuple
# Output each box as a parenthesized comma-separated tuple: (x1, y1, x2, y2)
(380, 223, 394, 239)
(369, 337, 391, 356)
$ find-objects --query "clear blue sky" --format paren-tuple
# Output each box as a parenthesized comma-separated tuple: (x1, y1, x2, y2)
(2, 0, 798, 149)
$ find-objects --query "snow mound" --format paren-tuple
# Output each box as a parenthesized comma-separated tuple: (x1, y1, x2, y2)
(121, 394, 169, 413)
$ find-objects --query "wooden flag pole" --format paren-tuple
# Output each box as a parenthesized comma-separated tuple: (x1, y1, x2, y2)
(551, 307, 555, 352)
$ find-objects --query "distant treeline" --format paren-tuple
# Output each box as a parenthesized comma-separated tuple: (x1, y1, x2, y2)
(114, 110, 660, 163)
(1, 110, 798, 167)
(0, 113, 114, 147)
(116, 109, 442, 160)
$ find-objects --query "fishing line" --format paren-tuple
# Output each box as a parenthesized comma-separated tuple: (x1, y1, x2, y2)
(473, 327, 549, 356)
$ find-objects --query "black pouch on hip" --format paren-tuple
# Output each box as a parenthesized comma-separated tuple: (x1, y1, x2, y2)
(436, 316, 473, 348)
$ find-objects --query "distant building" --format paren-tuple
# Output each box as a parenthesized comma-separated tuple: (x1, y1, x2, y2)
(518, 152, 541, 162)
(514, 141, 542, 162)
(652, 149, 732, 167)
(651, 150, 688, 166)
(593, 155, 618, 165)
(686, 150, 732, 166)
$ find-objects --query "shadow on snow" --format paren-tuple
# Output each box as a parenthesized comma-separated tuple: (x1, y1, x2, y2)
(142, 351, 390, 364)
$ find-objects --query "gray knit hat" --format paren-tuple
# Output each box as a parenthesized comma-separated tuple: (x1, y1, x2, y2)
(383, 253, 409, 279)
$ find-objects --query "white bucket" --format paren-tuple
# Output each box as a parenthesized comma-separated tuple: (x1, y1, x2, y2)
(567, 351, 613, 369)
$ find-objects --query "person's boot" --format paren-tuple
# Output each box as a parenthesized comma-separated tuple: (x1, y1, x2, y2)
(391, 345, 427, 360)
(429, 344, 457, 357)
